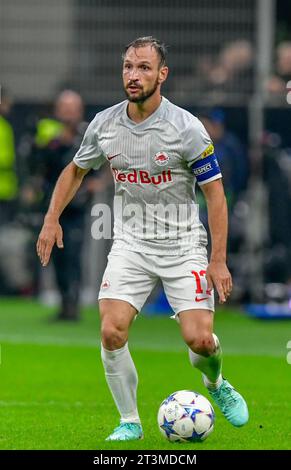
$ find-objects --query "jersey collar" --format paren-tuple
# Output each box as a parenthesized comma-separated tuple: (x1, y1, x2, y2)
(122, 96, 167, 130)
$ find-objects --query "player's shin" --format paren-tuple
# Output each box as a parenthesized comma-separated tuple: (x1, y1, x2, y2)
(101, 342, 141, 424)
(189, 333, 223, 390)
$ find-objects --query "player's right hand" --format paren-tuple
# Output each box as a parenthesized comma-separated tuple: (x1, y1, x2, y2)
(36, 216, 64, 267)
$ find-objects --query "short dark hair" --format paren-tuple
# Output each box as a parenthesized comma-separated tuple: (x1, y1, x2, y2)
(123, 36, 167, 68)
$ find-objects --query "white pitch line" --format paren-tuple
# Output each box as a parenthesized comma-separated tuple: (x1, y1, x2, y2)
(0, 333, 283, 356)
(0, 400, 98, 408)
(0, 333, 185, 351)
(0, 334, 99, 348)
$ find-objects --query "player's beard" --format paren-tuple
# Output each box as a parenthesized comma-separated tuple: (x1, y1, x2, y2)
(124, 77, 160, 103)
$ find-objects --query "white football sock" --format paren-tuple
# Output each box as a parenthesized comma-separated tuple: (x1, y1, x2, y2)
(101, 342, 141, 424)
(189, 333, 223, 390)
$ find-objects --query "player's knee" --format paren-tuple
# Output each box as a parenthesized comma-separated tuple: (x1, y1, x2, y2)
(101, 322, 127, 350)
(186, 332, 214, 357)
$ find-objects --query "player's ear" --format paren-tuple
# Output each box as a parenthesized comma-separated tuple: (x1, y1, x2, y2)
(158, 66, 169, 84)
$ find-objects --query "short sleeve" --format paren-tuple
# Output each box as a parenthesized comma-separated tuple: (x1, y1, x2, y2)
(73, 116, 106, 170)
(182, 116, 213, 167)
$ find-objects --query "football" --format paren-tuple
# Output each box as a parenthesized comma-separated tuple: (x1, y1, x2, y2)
(157, 390, 215, 442)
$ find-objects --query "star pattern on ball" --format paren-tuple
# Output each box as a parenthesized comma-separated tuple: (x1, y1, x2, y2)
(187, 429, 204, 442)
(184, 406, 202, 421)
(158, 391, 215, 443)
(207, 409, 215, 421)
(162, 394, 175, 406)
(160, 417, 177, 438)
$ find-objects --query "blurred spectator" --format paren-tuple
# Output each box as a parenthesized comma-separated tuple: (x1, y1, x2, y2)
(266, 41, 291, 102)
(197, 108, 249, 259)
(199, 108, 249, 207)
(172, 39, 254, 106)
(171, 54, 215, 104)
(0, 88, 26, 296)
(206, 40, 254, 104)
(0, 87, 18, 223)
(23, 90, 108, 321)
(263, 136, 291, 286)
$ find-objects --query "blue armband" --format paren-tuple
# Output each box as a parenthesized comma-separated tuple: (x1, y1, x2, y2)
(190, 152, 222, 184)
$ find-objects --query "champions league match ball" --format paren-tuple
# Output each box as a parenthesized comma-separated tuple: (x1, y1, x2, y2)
(157, 390, 215, 442)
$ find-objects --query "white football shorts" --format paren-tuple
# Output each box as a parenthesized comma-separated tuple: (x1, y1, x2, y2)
(98, 247, 215, 319)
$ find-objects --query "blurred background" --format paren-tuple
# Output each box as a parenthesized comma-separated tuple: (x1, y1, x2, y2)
(1, 0, 291, 320)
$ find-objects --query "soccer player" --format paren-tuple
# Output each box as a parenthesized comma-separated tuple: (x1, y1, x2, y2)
(37, 37, 249, 441)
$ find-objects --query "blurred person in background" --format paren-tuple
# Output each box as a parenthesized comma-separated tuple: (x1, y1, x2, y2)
(266, 41, 291, 102)
(0, 87, 18, 224)
(0, 87, 22, 295)
(24, 90, 108, 321)
(199, 108, 249, 211)
(263, 133, 291, 294)
(206, 40, 254, 105)
(198, 109, 249, 300)
(172, 39, 254, 106)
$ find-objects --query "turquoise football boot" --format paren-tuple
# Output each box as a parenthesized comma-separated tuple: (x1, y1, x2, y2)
(207, 378, 249, 427)
(105, 422, 143, 441)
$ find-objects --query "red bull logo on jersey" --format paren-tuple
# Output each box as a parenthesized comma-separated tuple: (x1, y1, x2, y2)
(154, 152, 170, 166)
(112, 168, 173, 185)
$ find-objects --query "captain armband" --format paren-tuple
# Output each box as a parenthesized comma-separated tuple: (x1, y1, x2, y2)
(190, 152, 222, 185)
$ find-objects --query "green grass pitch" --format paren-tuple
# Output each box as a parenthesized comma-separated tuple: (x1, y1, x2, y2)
(0, 297, 290, 450)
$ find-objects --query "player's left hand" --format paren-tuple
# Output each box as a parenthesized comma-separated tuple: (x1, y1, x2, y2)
(206, 261, 232, 304)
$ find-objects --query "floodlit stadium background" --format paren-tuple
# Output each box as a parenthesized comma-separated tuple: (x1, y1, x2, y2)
(0, 0, 291, 450)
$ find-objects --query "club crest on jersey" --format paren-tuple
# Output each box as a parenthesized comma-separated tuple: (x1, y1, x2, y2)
(154, 152, 169, 166)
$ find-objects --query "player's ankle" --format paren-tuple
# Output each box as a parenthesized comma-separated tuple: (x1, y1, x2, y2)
(203, 373, 223, 390)
(120, 419, 142, 425)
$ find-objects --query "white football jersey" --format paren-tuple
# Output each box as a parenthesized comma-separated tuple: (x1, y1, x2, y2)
(73, 97, 222, 255)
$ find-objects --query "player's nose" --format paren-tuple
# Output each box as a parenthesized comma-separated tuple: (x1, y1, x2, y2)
(128, 68, 140, 80)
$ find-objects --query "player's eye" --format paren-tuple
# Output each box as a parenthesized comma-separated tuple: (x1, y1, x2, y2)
(140, 65, 150, 71)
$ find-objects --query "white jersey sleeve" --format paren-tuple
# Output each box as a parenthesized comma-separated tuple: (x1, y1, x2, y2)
(73, 115, 106, 170)
(181, 114, 222, 186)
(182, 116, 213, 167)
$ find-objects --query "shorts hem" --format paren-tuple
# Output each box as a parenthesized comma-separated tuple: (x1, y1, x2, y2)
(98, 294, 141, 313)
(170, 304, 215, 321)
